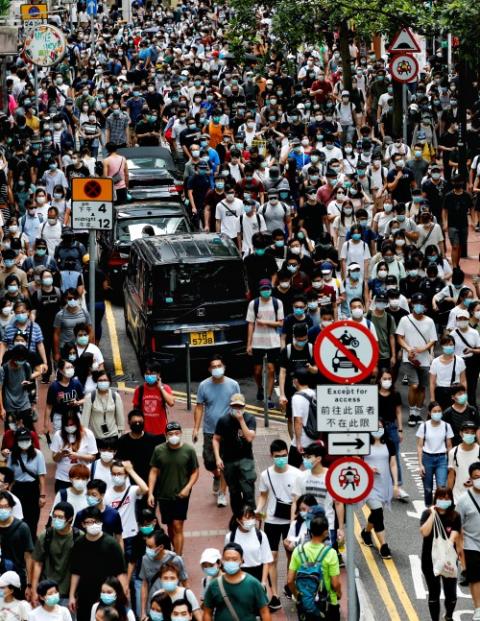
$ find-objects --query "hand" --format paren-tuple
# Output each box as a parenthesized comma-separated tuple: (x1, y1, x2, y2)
(147, 493, 155, 508)
(40, 364, 48, 374)
(390, 356, 396, 368)
(279, 395, 288, 411)
(419, 464, 425, 478)
(30, 593, 39, 608)
(255, 319, 266, 327)
(25, 586, 32, 602)
(298, 445, 304, 455)
(39, 496, 46, 508)
(122, 460, 133, 473)
(192, 428, 199, 443)
(246, 345, 253, 355)
(231, 409, 244, 421)
(69, 598, 76, 613)
(216, 458, 224, 471)
(177, 487, 190, 499)
(191, 206, 198, 215)
(337, 528, 344, 542)
(1, 449, 10, 458)
(398, 430, 403, 443)
(0, 408, 5, 420)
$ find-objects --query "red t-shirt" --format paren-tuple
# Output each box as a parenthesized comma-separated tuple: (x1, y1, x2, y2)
(132, 384, 172, 436)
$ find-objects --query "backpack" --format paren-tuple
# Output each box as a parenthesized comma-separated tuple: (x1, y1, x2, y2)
(296, 392, 321, 440)
(366, 311, 393, 334)
(253, 297, 279, 321)
(43, 525, 83, 557)
(295, 543, 332, 617)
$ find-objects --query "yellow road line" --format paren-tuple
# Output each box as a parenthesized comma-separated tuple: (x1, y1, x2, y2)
(105, 301, 125, 390)
(353, 515, 402, 620)
(361, 506, 420, 621)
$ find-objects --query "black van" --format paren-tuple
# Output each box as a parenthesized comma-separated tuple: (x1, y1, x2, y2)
(123, 233, 248, 366)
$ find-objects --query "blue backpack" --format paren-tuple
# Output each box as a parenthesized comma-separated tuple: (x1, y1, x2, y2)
(295, 543, 331, 618)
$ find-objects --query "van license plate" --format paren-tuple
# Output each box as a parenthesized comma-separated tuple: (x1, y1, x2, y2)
(189, 331, 215, 346)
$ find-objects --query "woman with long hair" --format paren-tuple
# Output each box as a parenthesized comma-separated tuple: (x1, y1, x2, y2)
(90, 577, 135, 621)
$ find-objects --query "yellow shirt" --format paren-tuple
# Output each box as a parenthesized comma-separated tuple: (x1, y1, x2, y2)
(25, 115, 40, 131)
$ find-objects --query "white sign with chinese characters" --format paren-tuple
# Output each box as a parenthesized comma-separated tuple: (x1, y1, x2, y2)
(72, 201, 113, 230)
(316, 385, 378, 432)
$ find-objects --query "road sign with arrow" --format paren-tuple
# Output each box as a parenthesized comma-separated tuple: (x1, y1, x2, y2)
(328, 432, 370, 456)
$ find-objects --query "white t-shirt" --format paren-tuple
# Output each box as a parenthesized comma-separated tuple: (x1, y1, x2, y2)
(90, 459, 113, 487)
(291, 388, 315, 449)
(0, 598, 31, 621)
(10, 491, 23, 519)
(224, 527, 273, 568)
(415, 223, 444, 252)
(396, 314, 437, 365)
(90, 604, 135, 621)
(28, 605, 71, 621)
(215, 199, 242, 238)
(416, 420, 454, 454)
(236, 212, 267, 254)
(246, 298, 284, 349)
(75, 343, 104, 366)
(430, 355, 466, 387)
(340, 239, 371, 274)
(292, 469, 335, 529)
(51, 488, 88, 520)
(286, 519, 308, 546)
(50, 429, 98, 482)
(451, 327, 480, 358)
(104, 484, 141, 538)
(448, 444, 480, 502)
(258, 465, 300, 524)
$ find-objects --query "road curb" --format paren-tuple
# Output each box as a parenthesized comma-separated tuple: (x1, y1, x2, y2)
(356, 568, 377, 621)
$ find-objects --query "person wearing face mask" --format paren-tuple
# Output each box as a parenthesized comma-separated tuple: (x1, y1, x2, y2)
(442, 385, 480, 447)
(44, 360, 84, 433)
(259, 189, 292, 237)
(69, 506, 127, 621)
(442, 174, 472, 269)
(91, 576, 135, 621)
(366, 293, 396, 370)
(19, 205, 44, 249)
(331, 197, 354, 251)
(419, 486, 460, 621)
(74, 479, 123, 546)
(51, 411, 97, 492)
(39, 207, 62, 257)
(0, 344, 37, 429)
(284, 493, 318, 552)
(148, 422, 199, 556)
(28, 579, 69, 621)
(396, 292, 438, 426)
(53, 289, 92, 361)
(31, 502, 83, 609)
(446, 287, 475, 331)
(65, 152, 91, 185)
(7, 428, 46, 541)
(447, 422, 480, 503)
(199, 548, 222, 602)
(450, 309, 480, 407)
(416, 401, 454, 507)
(360, 423, 399, 559)
(224, 506, 273, 590)
(115, 410, 157, 486)
(50, 463, 91, 523)
(386, 153, 416, 204)
(340, 224, 371, 282)
(147, 591, 172, 621)
(0, 467, 24, 519)
(203, 543, 270, 621)
(132, 362, 174, 444)
(39, 162, 68, 200)
(0, 249, 28, 296)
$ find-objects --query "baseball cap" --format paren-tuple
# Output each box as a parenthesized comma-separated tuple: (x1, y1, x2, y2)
(320, 261, 333, 272)
(341, 90, 350, 96)
(460, 421, 478, 430)
(259, 279, 272, 290)
(200, 548, 221, 565)
(165, 421, 182, 433)
(0, 572, 21, 588)
(375, 292, 388, 303)
(230, 393, 246, 406)
(347, 262, 361, 271)
(456, 310, 470, 319)
(411, 292, 426, 304)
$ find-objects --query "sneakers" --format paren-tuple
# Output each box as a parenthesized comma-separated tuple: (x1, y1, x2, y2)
(267, 399, 275, 409)
(380, 544, 392, 559)
(212, 476, 220, 495)
(283, 584, 292, 600)
(337, 553, 345, 568)
(217, 491, 228, 507)
(268, 596, 282, 611)
(360, 528, 373, 547)
(396, 488, 410, 502)
(473, 608, 480, 621)
(256, 388, 264, 402)
(459, 569, 469, 586)
(408, 414, 417, 427)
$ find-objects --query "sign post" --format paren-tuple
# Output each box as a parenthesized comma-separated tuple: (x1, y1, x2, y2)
(326, 457, 374, 621)
(71, 178, 113, 336)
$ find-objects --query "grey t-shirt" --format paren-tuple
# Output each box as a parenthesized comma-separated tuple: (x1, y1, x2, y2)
(456, 490, 480, 551)
(53, 307, 92, 347)
(0, 362, 32, 411)
(139, 550, 188, 596)
(260, 201, 289, 233)
(196, 376, 240, 434)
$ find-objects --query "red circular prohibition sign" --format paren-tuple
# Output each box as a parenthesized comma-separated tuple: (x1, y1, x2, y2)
(325, 457, 374, 504)
(313, 320, 379, 384)
(84, 180, 102, 199)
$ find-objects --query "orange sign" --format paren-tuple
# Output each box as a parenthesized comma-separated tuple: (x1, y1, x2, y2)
(20, 3, 48, 19)
(71, 178, 113, 202)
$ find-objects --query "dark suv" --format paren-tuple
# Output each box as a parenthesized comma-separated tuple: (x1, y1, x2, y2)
(123, 233, 248, 366)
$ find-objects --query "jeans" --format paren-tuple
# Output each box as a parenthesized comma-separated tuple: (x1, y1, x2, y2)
(422, 452, 448, 506)
(384, 422, 403, 486)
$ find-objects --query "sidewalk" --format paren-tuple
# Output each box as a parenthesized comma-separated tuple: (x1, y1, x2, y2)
(36, 387, 347, 620)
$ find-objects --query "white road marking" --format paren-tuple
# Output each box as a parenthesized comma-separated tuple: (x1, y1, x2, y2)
(409, 554, 472, 600)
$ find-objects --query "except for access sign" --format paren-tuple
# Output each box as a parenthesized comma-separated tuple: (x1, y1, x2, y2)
(316, 384, 378, 432)
(313, 320, 379, 384)
(328, 433, 371, 456)
(325, 457, 374, 504)
(71, 178, 113, 231)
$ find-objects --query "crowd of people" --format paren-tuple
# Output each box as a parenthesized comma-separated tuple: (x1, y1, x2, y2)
(2, 0, 480, 619)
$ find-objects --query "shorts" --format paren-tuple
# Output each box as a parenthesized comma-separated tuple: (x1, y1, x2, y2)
(158, 496, 190, 524)
(252, 348, 280, 365)
(264, 522, 291, 552)
(202, 433, 216, 472)
(448, 226, 468, 247)
(399, 362, 430, 387)
(464, 549, 480, 583)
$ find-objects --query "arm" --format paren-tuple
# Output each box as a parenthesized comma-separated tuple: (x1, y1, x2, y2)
(447, 466, 456, 490)
(419, 507, 436, 537)
(69, 574, 80, 612)
(178, 467, 199, 498)
(203, 609, 213, 621)
(234, 413, 255, 442)
(124, 461, 148, 496)
(147, 466, 159, 508)
(416, 436, 425, 477)
(192, 403, 204, 443)
(255, 490, 269, 517)
(141, 579, 149, 619)
(278, 367, 288, 409)
(159, 384, 175, 407)
(429, 372, 436, 401)
(294, 415, 304, 454)
(31, 560, 43, 605)
(212, 433, 224, 471)
(53, 327, 61, 360)
(246, 322, 254, 355)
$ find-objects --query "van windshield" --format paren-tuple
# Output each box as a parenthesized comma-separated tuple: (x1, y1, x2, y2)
(154, 261, 246, 306)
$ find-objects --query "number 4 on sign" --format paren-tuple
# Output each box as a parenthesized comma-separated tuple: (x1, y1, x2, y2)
(98, 204, 106, 213)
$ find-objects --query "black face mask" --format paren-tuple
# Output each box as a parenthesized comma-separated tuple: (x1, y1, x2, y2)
(131, 422, 144, 433)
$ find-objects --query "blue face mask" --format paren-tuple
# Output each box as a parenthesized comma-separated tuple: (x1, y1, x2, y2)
(431, 412, 443, 422)
(36, 248, 47, 256)
(87, 495, 100, 506)
(413, 304, 424, 315)
(463, 433, 476, 445)
(144, 374, 157, 385)
(351, 233, 362, 241)
(4, 260, 14, 268)
(456, 393, 468, 405)
(0, 508, 11, 521)
(464, 298, 473, 307)
(15, 313, 28, 323)
(140, 524, 155, 535)
(161, 580, 178, 593)
(255, 248, 265, 256)
(52, 517, 66, 530)
(260, 290, 271, 299)
(302, 457, 314, 470)
(150, 611, 164, 621)
(223, 561, 240, 575)
(442, 345, 455, 355)
(436, 499, 452, 510)
(203, 566, 219, 577)
(299, 510, 309, 519)
(273, 456, 288, 468)
(146, 547, 158, 559)
(275, 240, 285, 248)
(349, 271, 361, 281)
(100, 593, 117, 605)
(293, 307, 305, 317)
(293, 339, 307, 348)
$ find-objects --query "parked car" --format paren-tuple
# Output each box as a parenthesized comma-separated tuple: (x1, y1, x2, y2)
(117, 146, 184, 201)
(123, 233, 248, 368)
(100, 200, 193, 291)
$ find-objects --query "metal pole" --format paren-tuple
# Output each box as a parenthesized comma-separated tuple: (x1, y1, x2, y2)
(88, 229, 96, 340)
(33, 66, 38, 114)
(262, 353, 269, 428)
(447, 33, 452, 74)
(90, 13, 95, 55)
(402, 83, 408, 145)
(185, 341, 191, 411)
(346, 504, 357, 621)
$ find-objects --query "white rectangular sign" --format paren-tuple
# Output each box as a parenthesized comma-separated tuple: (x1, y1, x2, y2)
(327, 432, 371, 456)
(72, 200, 113, 230)
(316, 384, 378, 432)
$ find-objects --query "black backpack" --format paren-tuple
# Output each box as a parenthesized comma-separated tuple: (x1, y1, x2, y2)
(297, 392, 321, 440)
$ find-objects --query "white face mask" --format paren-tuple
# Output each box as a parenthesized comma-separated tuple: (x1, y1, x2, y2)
(64, 368, 75, 379)
(100, 451, 114, 463)
(167, 435, 181, 446)
(381, 380, 392, 390)
(242, 519, 256, 531)
(64, 425, 77, 434)
(86, 523, 102, 536)
(72, 479, 87, 491)
(473, 479, 480, 490)
(351, 308, 364, 319)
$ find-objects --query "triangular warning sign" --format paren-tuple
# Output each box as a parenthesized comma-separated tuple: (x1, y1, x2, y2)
(388, 28, 421, 53)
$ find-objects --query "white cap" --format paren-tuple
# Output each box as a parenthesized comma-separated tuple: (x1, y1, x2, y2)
(348, 262, 361, 271)
(456, 310, 470, 319)
(200, 548, 221, 565)
(0, 571, 20, 588)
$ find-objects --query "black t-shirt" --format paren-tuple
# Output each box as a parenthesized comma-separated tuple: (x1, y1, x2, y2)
(421, 179, 450, 221)
(442, 406, 480, 446)
(31, 287, 63, 329)
(70, 533, 126, 595)
(378, 391, 402, 424)
(243, 254, 278, 296)
(0, 518, 33, 586)
(116, 432, 158, 482)
(420, 509, 461, 566)
(442, 190, 473, 228)
(214, 412, 256, 462)
(296, 202, 326, 241)
(273, 286, 294, 316)
(279, 344, 315, 395)
(387, 167, 415, 202)
(135, 120, 160, 147)
(282, 313, 314, 344)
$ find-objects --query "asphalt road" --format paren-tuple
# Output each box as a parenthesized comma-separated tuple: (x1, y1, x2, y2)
(102, 299, 474, 621)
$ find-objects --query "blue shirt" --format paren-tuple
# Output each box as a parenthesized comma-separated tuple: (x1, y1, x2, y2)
(196, 376, 240, 434)
(46, 378, 84, 416)
(3, 321, 44, 351)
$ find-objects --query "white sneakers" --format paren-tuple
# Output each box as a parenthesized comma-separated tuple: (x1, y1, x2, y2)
(217, 491, 228, 507)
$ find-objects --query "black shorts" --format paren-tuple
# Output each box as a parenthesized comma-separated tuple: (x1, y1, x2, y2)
(464, 549, 480, 583)
(202, 433, 216, 472)
(158, 496, 190, 524)
(252, 348, 280, 365)
(264, 522, 291, 552)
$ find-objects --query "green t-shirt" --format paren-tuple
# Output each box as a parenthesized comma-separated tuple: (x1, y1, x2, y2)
(203, 574, 268, 621)
(289, 542, 340, 605)
(150, 443, 199, 500)
(32, 529, 83, 596)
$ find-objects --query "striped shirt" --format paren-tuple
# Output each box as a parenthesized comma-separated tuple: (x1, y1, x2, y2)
(3, 320, 44, 351)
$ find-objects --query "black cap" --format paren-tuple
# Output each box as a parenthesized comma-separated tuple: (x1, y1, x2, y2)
(375, 292, 388, 303)
(460, 421, 478, 430)
(14, 427, 32, 441)
(411, 292, 426, 304)
(166, 421, 182, 433)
